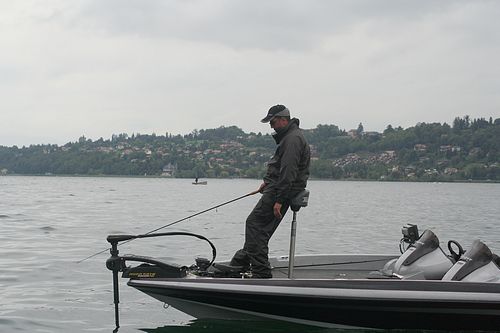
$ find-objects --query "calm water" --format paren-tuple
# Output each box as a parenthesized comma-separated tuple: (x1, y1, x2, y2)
(1, 176, 499, 333)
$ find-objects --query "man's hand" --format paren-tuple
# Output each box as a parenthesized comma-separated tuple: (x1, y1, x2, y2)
(273, 202, 283, 219)
(248, 182, 267, 196)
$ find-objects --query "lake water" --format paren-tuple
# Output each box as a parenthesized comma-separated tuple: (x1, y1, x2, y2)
(1, 176, 499, 333)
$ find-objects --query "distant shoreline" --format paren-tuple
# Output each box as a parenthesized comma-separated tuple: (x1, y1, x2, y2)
(1, 118, 498, 182)
(2, 173, 498, 184)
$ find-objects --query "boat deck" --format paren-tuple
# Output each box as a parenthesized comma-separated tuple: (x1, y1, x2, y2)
(268, 253, 397, 279)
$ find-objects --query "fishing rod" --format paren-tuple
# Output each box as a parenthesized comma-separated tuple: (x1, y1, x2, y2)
(77, 189, 260, 263)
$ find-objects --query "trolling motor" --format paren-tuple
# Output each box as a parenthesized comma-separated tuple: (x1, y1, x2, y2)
(106, 235, 125, 330)
(105, 232, 217, 330)
(288, 189, 310, 279)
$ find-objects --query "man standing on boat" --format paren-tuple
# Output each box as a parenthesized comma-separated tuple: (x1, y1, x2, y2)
(230, 104, 310, 278)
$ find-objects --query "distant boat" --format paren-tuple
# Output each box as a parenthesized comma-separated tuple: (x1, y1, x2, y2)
(192, 178, 207, 185)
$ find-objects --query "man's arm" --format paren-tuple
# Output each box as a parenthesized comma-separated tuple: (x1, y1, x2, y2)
(273, 136, 303, 218)
(275, 136, 302, 204)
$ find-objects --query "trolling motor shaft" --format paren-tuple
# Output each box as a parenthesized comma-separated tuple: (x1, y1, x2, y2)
(106, 238, 124, 329)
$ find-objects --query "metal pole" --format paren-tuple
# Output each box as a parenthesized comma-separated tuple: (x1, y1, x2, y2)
(113, 270, 120, 329)
(109, 242, 120, 329)
(288, 211, 298, 279)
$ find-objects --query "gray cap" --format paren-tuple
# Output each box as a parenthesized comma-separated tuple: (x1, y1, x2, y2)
(261, 104, 290, 123)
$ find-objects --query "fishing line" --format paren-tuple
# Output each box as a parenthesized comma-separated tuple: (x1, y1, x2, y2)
(77, 189, 260, 263)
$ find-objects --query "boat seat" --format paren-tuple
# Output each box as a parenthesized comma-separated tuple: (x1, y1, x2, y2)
(493, 254, 500, 269)
(290, 189, 310, 212)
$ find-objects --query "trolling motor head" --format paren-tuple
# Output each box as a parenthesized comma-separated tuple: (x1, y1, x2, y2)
(105, 235, 133, 272)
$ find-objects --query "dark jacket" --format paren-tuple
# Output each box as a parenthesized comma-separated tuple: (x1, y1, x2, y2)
(263, 118, 310, 204)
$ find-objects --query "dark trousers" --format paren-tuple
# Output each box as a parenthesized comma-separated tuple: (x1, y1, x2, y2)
(230, 190, 290, 277)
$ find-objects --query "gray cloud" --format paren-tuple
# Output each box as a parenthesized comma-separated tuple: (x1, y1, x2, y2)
(70, 0, 468, 50)
(0, 0, 499, 146)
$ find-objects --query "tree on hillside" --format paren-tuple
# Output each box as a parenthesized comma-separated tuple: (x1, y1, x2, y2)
(357, 123, 364, 136)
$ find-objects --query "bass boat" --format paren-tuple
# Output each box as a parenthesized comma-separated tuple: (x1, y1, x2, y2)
(106, 191, 500, 330)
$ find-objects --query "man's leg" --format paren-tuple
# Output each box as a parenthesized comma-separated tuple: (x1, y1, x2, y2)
(229, 196, 268, 268)
(229, 248, 250, 268)
(243, 192, 289, 277)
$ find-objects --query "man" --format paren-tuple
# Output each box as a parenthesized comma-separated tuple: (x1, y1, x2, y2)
(230, 104, 311, 278)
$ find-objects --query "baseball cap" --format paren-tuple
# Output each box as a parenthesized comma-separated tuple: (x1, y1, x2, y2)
(261, 104, 290, 123)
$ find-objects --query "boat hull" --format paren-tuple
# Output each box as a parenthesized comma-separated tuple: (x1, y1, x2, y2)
(129, 278, 500, 330)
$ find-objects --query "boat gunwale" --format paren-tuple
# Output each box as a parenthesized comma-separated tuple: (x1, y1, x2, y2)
(128, 277, 500, 296)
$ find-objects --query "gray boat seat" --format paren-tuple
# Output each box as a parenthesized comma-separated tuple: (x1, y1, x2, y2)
(290, 189, 310, 212)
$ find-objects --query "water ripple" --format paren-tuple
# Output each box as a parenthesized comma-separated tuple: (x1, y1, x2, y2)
(1, 177, 499, 333)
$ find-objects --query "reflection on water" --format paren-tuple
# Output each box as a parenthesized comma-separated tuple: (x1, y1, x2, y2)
(141, 319, 328, 333)
(140, 318, 483, 333)
(1, 176, 499, 332)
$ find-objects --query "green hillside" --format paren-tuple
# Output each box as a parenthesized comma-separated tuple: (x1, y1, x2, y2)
(1, 116, 499, 182)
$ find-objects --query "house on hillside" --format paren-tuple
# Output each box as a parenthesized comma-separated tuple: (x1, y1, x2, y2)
(414, 144, 427, 152)
(161, 163, 177, 177)
(364, 131, 381, 138)
(440, 145, 452, 152)
(444, 167, 459, 175)
(347, 129, 358, 138)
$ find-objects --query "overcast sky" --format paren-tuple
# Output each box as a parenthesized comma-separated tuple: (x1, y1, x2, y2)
(1, 0, 499, 146)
